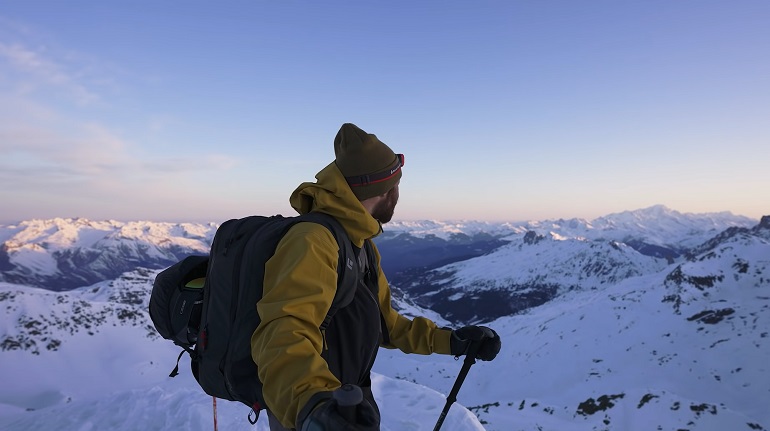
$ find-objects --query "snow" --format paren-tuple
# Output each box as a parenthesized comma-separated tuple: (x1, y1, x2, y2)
(436, 235, 668, 292)
(385, 220, 527, 240)
(4, 243, 59, 275)
(0, 280, 483, 430)
(375, 268, 770, 430)
(0, 207, 767, 430)
(0, 372, 482, 431)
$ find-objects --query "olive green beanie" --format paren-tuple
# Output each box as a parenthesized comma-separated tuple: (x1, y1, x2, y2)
(334, 123, 403, 201)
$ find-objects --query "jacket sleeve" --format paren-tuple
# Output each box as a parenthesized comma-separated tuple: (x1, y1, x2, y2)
(250, 222, 341, 429)
(371, 242, 453, 355)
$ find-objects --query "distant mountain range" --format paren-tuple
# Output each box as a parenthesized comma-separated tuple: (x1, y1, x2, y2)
(0, 219, 215, 291)
(0, 205, 756, 293)
(385, 206, 762, 324)
(1, 206, 768, 430)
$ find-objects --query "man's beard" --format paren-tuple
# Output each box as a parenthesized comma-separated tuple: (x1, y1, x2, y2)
(370, 188, 399, 224)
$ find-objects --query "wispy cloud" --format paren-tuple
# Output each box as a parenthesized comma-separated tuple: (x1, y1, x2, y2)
(0, 119, 242, 225)
(0, 117, 238, 186)
(0, 42, 101, 105)
(0, 24, 238, 206)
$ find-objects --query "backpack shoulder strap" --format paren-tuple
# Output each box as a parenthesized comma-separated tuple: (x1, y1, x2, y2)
(363, 239, 391, 346)
(295, 212, 360, 329)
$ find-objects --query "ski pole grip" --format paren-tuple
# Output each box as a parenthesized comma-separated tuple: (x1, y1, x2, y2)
(334, 384, 363, 423)
(465, 336, 483, 363)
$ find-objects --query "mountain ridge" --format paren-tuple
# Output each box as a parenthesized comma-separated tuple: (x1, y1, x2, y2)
(0, 205, 758, 292)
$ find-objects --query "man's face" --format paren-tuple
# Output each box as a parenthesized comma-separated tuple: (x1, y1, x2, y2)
(370, 184, 400, 224)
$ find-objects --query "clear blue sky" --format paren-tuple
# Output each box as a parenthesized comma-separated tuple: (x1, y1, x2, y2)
(1, 1, 768, 224)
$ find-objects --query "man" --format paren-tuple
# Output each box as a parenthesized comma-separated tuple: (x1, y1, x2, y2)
(251, 123, 501, 430)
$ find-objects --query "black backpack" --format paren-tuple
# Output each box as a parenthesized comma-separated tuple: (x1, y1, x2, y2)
(149, 212, 368, 423)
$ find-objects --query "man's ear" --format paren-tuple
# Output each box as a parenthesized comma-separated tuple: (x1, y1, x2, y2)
(360, 191, 386, 204)
(358, 194, 380, 213)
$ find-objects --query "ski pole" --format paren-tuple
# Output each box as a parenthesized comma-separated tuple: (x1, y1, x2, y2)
(334, 384, 363, 423)
(433, 344, 481, 431)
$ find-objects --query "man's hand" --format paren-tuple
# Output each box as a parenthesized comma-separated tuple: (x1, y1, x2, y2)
(450, 325, 502, 361)
(299, 386, 380, 431)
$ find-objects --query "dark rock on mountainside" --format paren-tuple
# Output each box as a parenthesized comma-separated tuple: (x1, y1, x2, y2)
(0, 246, 12, 272)
(623, 239, 680, 262)
(373, 232, 509, 275)
(414, 282, 560, 324)
(757, 215, 770, 231)
(2, 248, 194, 292)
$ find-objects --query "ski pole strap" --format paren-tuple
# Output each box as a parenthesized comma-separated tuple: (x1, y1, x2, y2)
(168, 346, 196, 377)
(248, 401, 263, 425)
(169, 349, 185, 377)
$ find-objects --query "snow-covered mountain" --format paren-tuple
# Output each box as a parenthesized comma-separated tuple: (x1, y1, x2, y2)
(386, 205, 754, 248)
(388, 206, 756, 324)
(0, 271, 482, 431)
(376, 214, 770, 430)
(394, 233, 670, 324)
(0, 206, 767, 430)
(0, 205, 754, 292)
(0, 218, 215, 291)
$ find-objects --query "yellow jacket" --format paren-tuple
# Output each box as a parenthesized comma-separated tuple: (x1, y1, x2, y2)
(251, 162, 452, 428)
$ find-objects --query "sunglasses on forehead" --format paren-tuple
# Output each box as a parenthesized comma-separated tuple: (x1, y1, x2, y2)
(345, 153, 404, 187)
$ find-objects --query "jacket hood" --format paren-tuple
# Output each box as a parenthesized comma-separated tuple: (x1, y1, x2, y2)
(290, 162, 382, 247)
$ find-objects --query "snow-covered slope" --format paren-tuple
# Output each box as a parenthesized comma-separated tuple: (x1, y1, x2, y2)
(395, 232, 671, 324)
(375, 216, 770, 430)
(0, 272, 482, 431)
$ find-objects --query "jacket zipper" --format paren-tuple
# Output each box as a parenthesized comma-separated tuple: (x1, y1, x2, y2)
(321, 328, 328, 351)
(360, 281, 381, 365)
